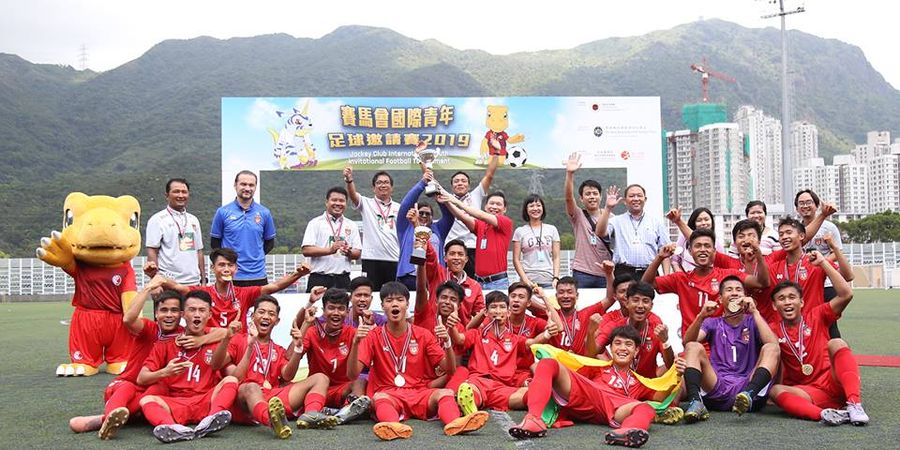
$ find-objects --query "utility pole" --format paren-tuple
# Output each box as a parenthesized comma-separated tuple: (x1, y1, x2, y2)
(78, 44, 88, 70)
(762, 0, 805, 210)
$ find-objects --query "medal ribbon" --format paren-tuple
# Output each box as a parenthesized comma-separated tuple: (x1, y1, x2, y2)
(380, 326, 412, 376)
(560, 310, 577, 346)
(783, 255, 806, 284)
(626, 319, 650, 371)
(166, 207, 187, 237)
(315, 318, 343, 339)
(612, 366, 633, 397)
(508, 316, 528, 336)
(253, 340, 276, 382)
(373, 199, 394, 227)
(780, 318, 807, 369)
(325, 212, 344, 244)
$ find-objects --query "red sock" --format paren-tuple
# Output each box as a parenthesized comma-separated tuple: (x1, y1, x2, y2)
(446, 367, 470, 391)
(620, 403, 655, 431)
(438, 395, 461, 424)
(373, 397, 400, 422)
(832, 347, 862, 403)
(251, 401, 271, 426)
(104, 382, 138, 417)
(526, 359, 559, 417)
(141, 401, 175, 426)
(774, 392, 821, 421)
(303, 392, 326, 413)
(209, 381, 238, 414)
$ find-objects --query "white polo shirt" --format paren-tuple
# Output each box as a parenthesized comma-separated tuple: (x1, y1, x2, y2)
(145, 207, 203, 284)
(444, 184, 486, 249)
(353, 195, 400, 262)
(302, 212, 362, 275)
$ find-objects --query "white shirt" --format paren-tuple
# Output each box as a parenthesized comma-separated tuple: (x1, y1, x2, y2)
(145, 207, 203, 284)
(302, 213, 362, 275)
(445, 184, 486, 248)
(512, 223, 560, 285)
(804, 220, 843, 288)
(353, 195, 400, 262)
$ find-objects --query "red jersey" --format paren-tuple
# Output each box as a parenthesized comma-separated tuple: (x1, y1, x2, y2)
(462, 325, 528, 385)
(595, 313, 664, 379)
(714, 252, 778, 323)
(485, 130, 509, 156)
(419, 242, 484, 329)
(655, 268, 748, 337)
(70, 262, 136, 312)
(767, 250, 837, 313)
(770, 304, 839, 389)
(226, 334, 289, 387)
(144, 339, 221, 397)
(117, 319, 183, 383)
(303, 324, 356, 385)
(192, 284, 262, 329)
(473, 214, 513, 277)
(551, 302, 607, 355)
(357, 325, 445, 396)
(509, 314, 547, 372)
(594, 366, 657, 401)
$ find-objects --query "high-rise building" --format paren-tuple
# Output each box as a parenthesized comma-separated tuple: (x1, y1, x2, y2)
(695, 123, 748, 214)
(791, 121, 819, 168)
(833, 155, 869, 214)
(852, 131, 892, 166)
(792, 157, 839, 207)
(734, 105, 783, 205)
(666, 130, 696, 212)
(869, 153, 900, 213)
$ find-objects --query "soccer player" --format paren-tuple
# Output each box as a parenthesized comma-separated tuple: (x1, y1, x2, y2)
(442, 190, 514, 290)
(444, 154, 500, 277)
(144, 178, 206, 285)
(680, 276, 780, 421)
(417, 238, 484, 328)
(210, 170, 276, 286)
(341, 277, 387, 327)
(137, 290, 239, 443)
(344, 166, 400, 290)
(509, 325, 684, 447)
(642, 228, 770, 339)
(301, 187, 363, 291)
(211, 295, 337, 439)
(294, 288, 371, 424)
(590, 282, 674, 378)
(711, 219, 781, 323)
(551, 276, 612, 355)
(450, 291, 557, 413)
(564, 152, 613, 288)
(348, 282, 489, 441)
(507, 282, 560, 385)
(768, 251, 869, 426)
(160, 247, 310, 329)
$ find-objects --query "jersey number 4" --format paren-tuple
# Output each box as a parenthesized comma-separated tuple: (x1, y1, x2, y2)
(490, 350, 499, 366)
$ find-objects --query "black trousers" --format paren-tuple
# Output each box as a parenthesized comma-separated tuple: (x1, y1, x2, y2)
(233, 278, 267, 287)
(613, 264, 647, 283)
(362, 259, 398, 291)
(307, 272, 350, 292)
(464, 248, 476, 278)
(824, 286, 841, 338)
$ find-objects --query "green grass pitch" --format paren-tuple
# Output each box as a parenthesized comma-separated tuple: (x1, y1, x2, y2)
(1, 290, 898, 449)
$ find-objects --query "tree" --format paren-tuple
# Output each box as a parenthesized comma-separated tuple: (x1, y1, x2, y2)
(837, 211, 900, 243)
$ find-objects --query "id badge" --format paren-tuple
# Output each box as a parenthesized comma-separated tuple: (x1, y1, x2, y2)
(589, 235, 597, 246)
(179, 231, 196, 251)
(479, 238, 487, 250)
(537, 251, 547, 263)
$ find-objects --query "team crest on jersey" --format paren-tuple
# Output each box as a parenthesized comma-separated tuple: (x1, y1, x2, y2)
(204, 349, 214, 364)
(409, 340, 419, 355)
(803, 325, 812, 337)
(339, 342, 349, 356)
(778, 337, 787, 343)
(710, 279, 719, 294)
(464, 288, 472, 297)
(228, 215, 237, 221)
(503, 338, 513, 352)
(799, 266, 808, 280)
(73, 351, 83, 361)
(644, 340, 653, 351)
(344, 227, 352, 236)
(255, 212, 262, 224)
(775, 273, 784, 280)
(482, 338, 490, 344)
(741, 328, 751, 342)
(112, 275, 122, 286)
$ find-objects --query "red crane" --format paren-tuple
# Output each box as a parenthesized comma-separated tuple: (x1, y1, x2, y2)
(690, 58, 736, 102)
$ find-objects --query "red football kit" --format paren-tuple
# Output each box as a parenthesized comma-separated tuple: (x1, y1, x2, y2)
(357, 325, 446, 420)
(473, 215, 513, 278)
(655, 268, 748, 338)
(68, 262, 137, 367)
(459, 323, 528, 410)
(192, 284, 262, 329)
(551, 302, 607, 355)
(303, 324, 356, 407)
(142, 339, 224, 424)
(714, 252, 779, 323)
(509, 314, 547, 385)
(224, 333, 301, 422)
(595, 313, 664, 378)
(767, 251, 837, 313)
(420, 242, 484, 328)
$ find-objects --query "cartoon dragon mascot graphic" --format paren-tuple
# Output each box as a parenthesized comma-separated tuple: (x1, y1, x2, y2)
(269, 100, 318, 169)
(37, 193, 141, 376)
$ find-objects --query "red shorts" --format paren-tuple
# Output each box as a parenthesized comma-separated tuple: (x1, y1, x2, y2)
(377, 387, 438, 421)
(104, 379, 167, 414)
(797, 379, 846, 410)
(553, 367, 636, 425)
(511, 370, 531, 387)
(70, 307, 134, 367)
(326, 381, 352, 408)
(467, 376, 518, 411)
(158, 391, 214, 425)
(230, 383, 297, 425)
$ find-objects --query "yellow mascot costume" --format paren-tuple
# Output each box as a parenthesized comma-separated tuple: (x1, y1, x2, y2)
(37, 193, 141, 376)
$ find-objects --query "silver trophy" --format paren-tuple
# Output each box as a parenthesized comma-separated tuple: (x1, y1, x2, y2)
(416, 146, 442, 197)
(410, 226, 432, 265)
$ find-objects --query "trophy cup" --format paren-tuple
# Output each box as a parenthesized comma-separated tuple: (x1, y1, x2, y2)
(415, 144, 442, 197)
(410, 226, 432, 265)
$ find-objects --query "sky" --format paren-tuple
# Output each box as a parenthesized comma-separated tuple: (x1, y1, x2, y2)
(2, 0, 898, 89)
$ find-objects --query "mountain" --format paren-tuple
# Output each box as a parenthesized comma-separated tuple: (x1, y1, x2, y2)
(2, 19, 898, 256)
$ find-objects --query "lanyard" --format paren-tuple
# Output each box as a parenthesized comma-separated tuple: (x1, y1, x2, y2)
(780, 318, 807, 368)
(166, 207, 187, 237)
(629, 213, 645, 237)
(530, 224, 544, 251)
(373, 198, 394, 225)
(325, 212, 344, 242)
(783, 255, 806, 283)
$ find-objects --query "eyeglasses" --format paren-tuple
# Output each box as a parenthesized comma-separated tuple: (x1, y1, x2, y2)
(418, 211, 432, 217)
(374, 180, 392, 186)
(797, 200, 816, 207)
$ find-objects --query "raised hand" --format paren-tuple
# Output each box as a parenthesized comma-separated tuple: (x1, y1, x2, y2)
(309, 286, 327, 303)
(657, 243, 677, 259)
(143, 261, 159, 279)
(741, 296, 757, 313)
(444, 311, 460, 328)
(354, 323, 372, 343)
(343, 165, 353, 182)
(407, 204, 419, 227)
(565, 152, 582, 173)
(808, 250, 825, 266)
(654, 323, 669, 343)
(227, 320, 242, 337)
(605, 185, 622, 209)
(304, 306, 318, 325)
(36, 230, 75, 269)
(295, 263, 311, 277)
(545, 320, 560, 337)
(699, 300, 718, 319)
(434, 316, 449, 342)
(665, 208, 682, 223)
(821, 202, 837, 217)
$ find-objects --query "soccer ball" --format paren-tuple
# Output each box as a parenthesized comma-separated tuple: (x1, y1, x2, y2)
(507, 146, 527, 168)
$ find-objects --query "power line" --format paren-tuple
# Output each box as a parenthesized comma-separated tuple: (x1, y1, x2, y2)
(78, 44, 88, 70)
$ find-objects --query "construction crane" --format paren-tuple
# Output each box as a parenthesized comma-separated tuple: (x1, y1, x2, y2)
(690, 58, 736, 102)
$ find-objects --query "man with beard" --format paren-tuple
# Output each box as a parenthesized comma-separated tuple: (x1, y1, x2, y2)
(344, 167, 400, 290)
(294, 288, 371, 425)
(302, 187, 362, 291)
(417, 238, 483, 329)
(451, 291, 557, 414)
(564, 152, 613, 288)
(137, 290, 239, 443)
(550, 276, 609, 356)
(642, 229, 770, 339)
(211, 171, 276, 286)
(681, 276, 780, 422)
(348, 282, 489, 441)
(211, 295, 337, 439)
(590, 282, 674, 378)
(444, 154, 500, 277)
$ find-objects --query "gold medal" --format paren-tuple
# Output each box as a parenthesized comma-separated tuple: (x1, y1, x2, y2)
(727, 300, 742, 313)
(263, 380, 272, 390)
(394, 374, 406, 387)
(801, 364, 813, 376)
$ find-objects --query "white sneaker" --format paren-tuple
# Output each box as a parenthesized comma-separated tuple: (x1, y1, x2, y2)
(152, 424, 194, 443)
(194, 410, 231, 439)
(820, 408, 850, 426)
(846, 403, 869, 426)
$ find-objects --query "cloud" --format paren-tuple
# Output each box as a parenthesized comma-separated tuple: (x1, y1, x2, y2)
(245, 98, 281, 130)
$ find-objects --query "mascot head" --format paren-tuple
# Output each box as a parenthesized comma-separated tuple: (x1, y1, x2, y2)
(486, 105, 510, 132)
(61, 193, 141, 266)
